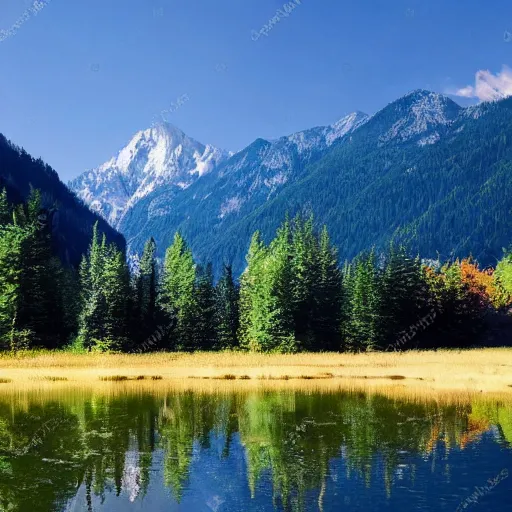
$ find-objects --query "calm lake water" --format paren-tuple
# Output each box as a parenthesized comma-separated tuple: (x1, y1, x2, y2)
(0, 388, 511, 511)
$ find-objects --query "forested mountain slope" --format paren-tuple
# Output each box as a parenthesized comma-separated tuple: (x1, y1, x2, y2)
(150, 91, 512, 274)
(72, 89, 512, 276)
(228, 93, 512, 269)
(0, 134, 124, 264)
(71, 113, 368, 265)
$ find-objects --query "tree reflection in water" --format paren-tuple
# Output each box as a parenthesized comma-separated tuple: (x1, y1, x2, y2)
(0, 389, 510, 511)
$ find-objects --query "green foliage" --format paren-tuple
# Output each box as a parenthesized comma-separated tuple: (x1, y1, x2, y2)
(342, 250, 382, 351)
(239, 217, 342, 353)
(495, 247, 512, 305)
(0, 223, 29, 348)
(64, 336, 87, 354)
(134, 238, 159, 345)
(215, 264, 240, 350)
(78, 223, 131, 351)
(160, 233, 196, 350)
(0, 186, 508, 354)
(90, 336, 123, 353)
(193, 264, 217, 350)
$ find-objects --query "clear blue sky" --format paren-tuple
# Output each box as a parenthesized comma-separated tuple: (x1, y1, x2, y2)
(0, 0, 511, 180)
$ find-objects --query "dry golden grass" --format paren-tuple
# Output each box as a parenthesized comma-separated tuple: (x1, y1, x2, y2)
(0, 349, 511, 398)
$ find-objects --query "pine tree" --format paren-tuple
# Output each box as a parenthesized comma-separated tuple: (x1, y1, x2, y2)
(379, 244, 427, 349)
(215, 264, 239, 350)
(344, 250, 382, 351)
(311, 225, 342, 351)
(0, 189, 11, 226)
(78, 223, 107, 348)
(160, 233, 196, 350)
(238, 232, 267, 351)
(193, 263, 217, 350)
(78, 223, 129, 351)
(290, 215, 318, 349)
(265, 219, 296, 351)
(102, 243, 131, 349)
(0, 223, 30, 349)
(16, 190, 64, 348)
(239, 223, 296, 353)
(135, 238, 159, 345)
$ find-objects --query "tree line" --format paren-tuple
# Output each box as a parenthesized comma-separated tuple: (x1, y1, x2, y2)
(1, 191, 511, 352)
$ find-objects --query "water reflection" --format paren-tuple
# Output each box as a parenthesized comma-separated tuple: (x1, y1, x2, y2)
(0, 389, 510, 511)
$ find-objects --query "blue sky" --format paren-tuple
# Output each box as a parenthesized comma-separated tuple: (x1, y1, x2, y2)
(0, 0, 511, 180)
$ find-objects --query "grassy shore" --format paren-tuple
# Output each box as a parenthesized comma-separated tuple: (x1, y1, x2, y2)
(0, 348, 511, 396)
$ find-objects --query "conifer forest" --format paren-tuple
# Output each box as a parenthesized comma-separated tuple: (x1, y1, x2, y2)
(1, 189, 511, 353)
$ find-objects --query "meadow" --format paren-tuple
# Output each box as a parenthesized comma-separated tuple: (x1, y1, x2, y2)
(0, 349, 511, 397)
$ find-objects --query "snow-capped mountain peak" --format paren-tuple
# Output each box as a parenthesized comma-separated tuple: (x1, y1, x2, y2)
(69, 122, 231, 227)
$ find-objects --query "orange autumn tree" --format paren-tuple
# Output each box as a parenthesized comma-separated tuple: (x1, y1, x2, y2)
(459, 258, 508, 309)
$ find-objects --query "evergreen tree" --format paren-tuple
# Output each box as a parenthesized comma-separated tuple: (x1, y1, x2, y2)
(193, 263, 217, 350)
(215, 264, 240, 350)
(0, 189, 11, 226)
(379, 244, 427, 349)
(135, 238, 159, 346)
(238, 232, 267, 351)
(102, 243, 131, 349)
(311, 225, 342, 351)
(290, 215, 318, 349)
(0, 223, 30, 349)
(78, 223, 107, 348)
(344, 250, 382, 351)
(16, 190, 64, 348)
(160, 233, 196, 350)
(239, 222, 296, 353)
(78, 223, 129, 351)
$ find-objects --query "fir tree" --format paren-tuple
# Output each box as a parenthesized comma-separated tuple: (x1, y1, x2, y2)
(311, 225, 342, 351)
(193, 263, 217, 350)
(135, 238, 159, 346)
(78, 223, 129, 351)
(290, 215, 318, 349)
(0, 189, 11, 226)
(17, 190, 64, 348)
(344, 250, 382, 351)
(0, 223, 29, 349)
(160, 233, 196, 350)
(238, 231, 268, 351)
(239, 222, 296, 353)
(102, 243, 131, 349)
(215, 264, 240, 350)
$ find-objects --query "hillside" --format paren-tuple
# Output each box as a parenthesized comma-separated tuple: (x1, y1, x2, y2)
(71, 91, 512, 275)
(0, 134, 124, 264)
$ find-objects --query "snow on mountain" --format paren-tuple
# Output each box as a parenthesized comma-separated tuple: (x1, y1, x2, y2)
(325, 111, 369, 145)
(206, 111, 369, 212)
(71, 113, 368, 233)
(284, 111, 368, 155)
(69, 123, 231, 227)
(378, 90, 462, 145)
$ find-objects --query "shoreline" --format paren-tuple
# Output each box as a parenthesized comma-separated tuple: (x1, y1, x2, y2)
(0, 348, 511, 396)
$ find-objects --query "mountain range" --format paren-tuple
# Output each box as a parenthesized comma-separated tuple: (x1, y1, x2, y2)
(70, 90, 512, 274)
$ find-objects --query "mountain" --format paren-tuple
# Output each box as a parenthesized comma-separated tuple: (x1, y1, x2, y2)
(69, 123, 232, 228)
(0, 134, 124, 264)
(71, 89, 512, 275)
(70, 112, 368, 256)
(203, 90, 512, 270)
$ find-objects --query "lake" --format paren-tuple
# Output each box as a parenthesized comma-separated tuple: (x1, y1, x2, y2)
(0, 386, 511, 511)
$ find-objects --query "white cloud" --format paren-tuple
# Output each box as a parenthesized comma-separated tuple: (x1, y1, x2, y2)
(448, 65, 512, 102)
